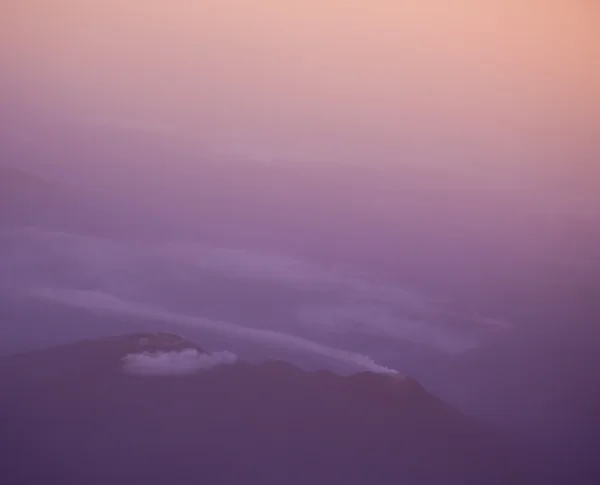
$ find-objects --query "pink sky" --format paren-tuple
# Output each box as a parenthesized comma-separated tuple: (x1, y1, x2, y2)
(2, 1, 598, 189)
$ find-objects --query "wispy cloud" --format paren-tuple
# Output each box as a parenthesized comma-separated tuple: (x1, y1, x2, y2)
(2, 227, 501, 352)
(0, 228, 427, 311)
(162, 242, 444, 313)
(32, 288, 399, 374)
(297, 304, 481, 353)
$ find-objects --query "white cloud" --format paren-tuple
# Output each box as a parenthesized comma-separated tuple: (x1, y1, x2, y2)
(32, 288, 399, 374)
(123, 349, 237, 375)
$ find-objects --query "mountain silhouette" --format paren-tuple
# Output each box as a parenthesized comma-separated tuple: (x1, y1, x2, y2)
(0, 333, 556, 485)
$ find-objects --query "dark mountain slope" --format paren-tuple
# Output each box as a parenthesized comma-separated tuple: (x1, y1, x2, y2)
(0, 333, 556, 485)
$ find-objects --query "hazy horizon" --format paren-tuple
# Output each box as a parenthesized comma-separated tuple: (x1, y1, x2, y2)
(3, 1, 598, 180)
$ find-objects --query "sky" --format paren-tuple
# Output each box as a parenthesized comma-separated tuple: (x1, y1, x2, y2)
(1, 1, 598, 309)
(1, 2, 599, 446)
(2, 1, 598, 188)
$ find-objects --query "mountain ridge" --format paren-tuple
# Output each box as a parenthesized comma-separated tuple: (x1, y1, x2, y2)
(0, 332, 558, 485)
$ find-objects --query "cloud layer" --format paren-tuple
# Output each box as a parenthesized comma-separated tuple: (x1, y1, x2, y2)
(33, 287, 399, 374)
(1, 227, 497, 353)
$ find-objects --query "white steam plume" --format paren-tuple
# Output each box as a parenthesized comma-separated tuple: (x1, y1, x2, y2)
(123, 349, 237, 375)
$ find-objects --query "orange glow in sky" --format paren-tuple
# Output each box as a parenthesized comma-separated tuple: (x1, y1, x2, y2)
(2, 1, 598, 182)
